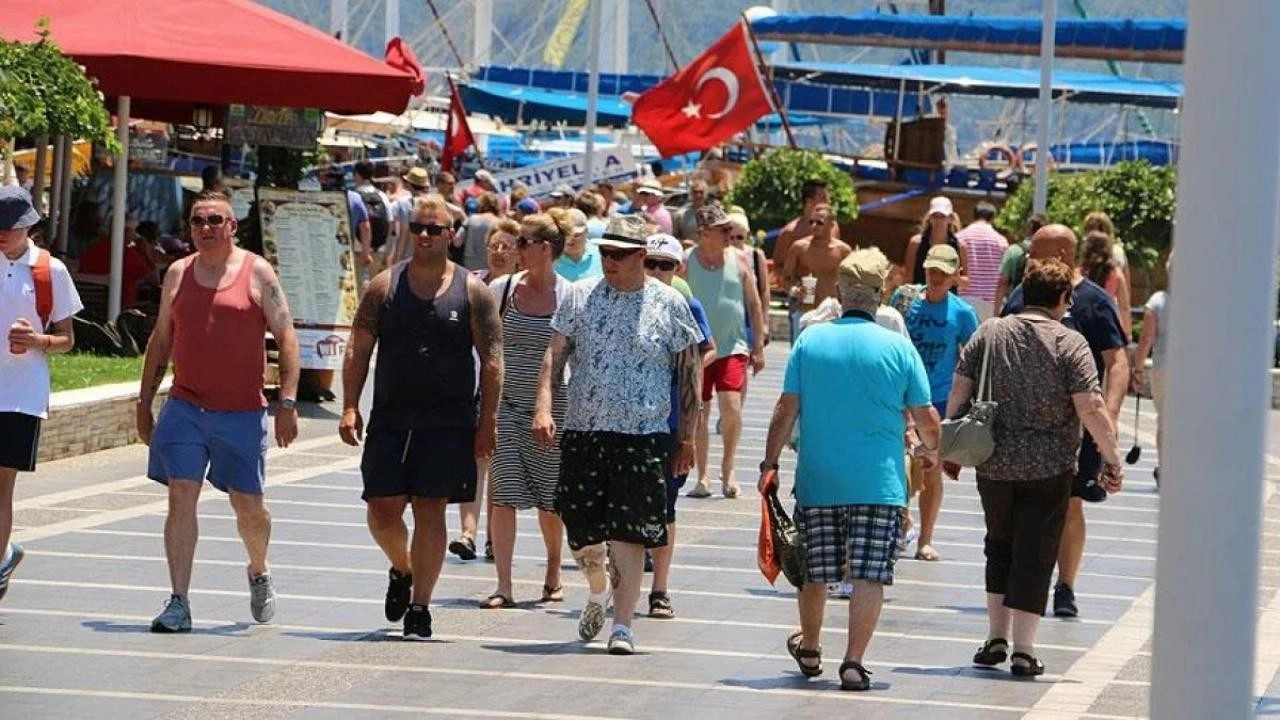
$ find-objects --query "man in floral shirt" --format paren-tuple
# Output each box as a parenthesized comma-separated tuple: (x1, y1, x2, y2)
(533, 215, 703, 657)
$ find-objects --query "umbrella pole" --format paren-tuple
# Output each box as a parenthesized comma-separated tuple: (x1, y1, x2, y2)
(108, 96, 131, 323)
(56, 137, 73, 256)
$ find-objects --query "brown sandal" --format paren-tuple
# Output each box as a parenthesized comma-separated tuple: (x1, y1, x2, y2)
(479, 593, 515, 609)
(786, 630, 823, 677)
(838, 660, 872, 691)
(540, 584, 564, 603)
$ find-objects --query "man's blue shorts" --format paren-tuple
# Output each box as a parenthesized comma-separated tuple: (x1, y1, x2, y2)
(147, 396, 268, 495)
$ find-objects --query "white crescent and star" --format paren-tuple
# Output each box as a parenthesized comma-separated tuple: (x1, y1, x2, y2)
(681, 66, 741, 120)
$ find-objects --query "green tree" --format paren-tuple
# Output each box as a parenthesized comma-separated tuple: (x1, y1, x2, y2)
(725, 148, 856, 232)
(0, 22, 117, 150)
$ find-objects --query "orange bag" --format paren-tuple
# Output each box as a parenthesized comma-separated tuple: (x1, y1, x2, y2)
(757, 470, 782, 585)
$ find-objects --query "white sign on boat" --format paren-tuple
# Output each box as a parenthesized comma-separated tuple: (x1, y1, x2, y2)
(461, 148, 640, 198)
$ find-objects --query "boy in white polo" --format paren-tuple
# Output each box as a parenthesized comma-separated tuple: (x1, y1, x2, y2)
(0, 187, 83, 603)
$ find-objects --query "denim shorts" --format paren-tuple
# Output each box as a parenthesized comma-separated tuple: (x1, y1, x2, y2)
(147, 396, 268, 495)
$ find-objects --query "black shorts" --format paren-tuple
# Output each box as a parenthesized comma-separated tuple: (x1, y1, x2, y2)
(0, 412, 40, 472)
(664, 432, 686, 523)
(1073, 431, 1107, 503)
(361, 426, 477, 503)
(556, 431, 671, 550)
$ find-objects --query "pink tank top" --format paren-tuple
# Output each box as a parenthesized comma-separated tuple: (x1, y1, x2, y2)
(170, 253, 267, 412)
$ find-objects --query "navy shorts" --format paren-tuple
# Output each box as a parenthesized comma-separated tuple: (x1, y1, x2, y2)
(147, 396, 267, 495)
(361, 426, 477, 503)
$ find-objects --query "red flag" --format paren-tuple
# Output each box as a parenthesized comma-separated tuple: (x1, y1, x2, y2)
(385, 37, 426, 96)
(631, 22, 774, 158)
(441, 78, 478, 172)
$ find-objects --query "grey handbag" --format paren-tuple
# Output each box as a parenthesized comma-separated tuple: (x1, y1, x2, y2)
(939, 338, 997, 467)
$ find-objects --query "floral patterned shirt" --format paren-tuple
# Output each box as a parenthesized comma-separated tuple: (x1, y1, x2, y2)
(553, 277, 703, 435)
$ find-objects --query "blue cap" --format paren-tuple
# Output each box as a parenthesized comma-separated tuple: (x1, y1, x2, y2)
(0, 186, 40, 231)
(516, 198, 540, 214)
(464, 197, 479, 214)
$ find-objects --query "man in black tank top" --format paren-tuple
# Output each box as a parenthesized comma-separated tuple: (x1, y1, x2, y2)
(340, 195, 504, 641)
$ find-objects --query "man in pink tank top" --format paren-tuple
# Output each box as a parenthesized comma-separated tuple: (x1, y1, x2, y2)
(136, 190, 301, 633)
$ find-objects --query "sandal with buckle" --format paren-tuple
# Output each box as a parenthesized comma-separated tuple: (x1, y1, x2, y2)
(786, 630, 823, 677)
(1010, 651, 1045, 677)
(540, 584, 564, 603)
(479, 592, 516, 609)
(838, 660, 872, 691)
(648, 591, 674, 619)
(973, 638, 1009, 667)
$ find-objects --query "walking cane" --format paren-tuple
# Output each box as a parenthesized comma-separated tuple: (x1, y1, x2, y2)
(1125, 395, 1142, 465)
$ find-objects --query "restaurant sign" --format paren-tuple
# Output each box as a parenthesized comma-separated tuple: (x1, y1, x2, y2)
(225, 105, 324, 149)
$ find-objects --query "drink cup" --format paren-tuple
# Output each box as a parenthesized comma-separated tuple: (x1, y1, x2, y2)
(801, 275, 817, 304)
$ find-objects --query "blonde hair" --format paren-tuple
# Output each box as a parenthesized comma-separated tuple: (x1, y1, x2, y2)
(486, 218, 520, 244)
(412, 194, 449, 216)
(521, 209, 574, 257)
(1082, 211, 1115, 238)
(918, 209, 960, 236)
(477, 191, 500, 215)
(726, 212, 750, 235)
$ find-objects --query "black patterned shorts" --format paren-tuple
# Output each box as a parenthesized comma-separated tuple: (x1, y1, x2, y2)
(795, 504, 902, 585)
(555, 431, 671, 550)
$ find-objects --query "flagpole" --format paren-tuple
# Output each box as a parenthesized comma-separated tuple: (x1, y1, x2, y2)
(446, 74, 487, 171)
(741, 15, 796, 150)
(582, 0, 604, 189)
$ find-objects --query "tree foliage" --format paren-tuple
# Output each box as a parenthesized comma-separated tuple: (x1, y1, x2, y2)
(995, 161, 1176, 270)
(725, 149, 857, 231)
(0, 21, 117, 149)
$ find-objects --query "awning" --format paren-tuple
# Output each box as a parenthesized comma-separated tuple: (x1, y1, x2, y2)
(772, 62, 1182, 109)
(751, 12, 1185, 64)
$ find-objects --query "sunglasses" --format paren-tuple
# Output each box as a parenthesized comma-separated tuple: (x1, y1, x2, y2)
(408, 222, 448, 236)
(189, 215, 227, 228)
(644, 258, 678, 272)
(728, 234, 746, 241)
(599, 247, 643, 261)
(516, 235, 546, 248)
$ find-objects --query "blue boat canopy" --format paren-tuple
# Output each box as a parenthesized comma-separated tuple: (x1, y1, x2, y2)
(772, 62, 1182, 109)
(751, 12, 1185, 64)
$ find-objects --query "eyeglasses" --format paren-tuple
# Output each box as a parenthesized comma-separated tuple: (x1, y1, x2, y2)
(517, 235, 546, 248)
(487, 243, 514, 254)
(408, 222, 448, 236)
(644, 258, 678, 272)
(599, 247, 643, 261)
(728, 234, 746, 241)
(189, 215, 227, 228)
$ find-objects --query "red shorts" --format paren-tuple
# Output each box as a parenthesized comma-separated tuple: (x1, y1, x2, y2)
(702, 355, 748, 402)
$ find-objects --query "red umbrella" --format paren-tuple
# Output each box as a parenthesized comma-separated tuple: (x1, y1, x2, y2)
(0, 0, 416, 119)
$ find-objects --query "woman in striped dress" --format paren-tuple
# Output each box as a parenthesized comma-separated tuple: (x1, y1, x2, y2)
(481, 210, 573, 608)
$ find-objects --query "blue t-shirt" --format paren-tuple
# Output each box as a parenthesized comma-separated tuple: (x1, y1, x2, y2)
(668, 297, 715, 432)
(345, 189, 370, 226)
(1002, 278, 1127, 376)
(783, 314, 931, 508)
(555, 246, 604, 282)
(897, 291, 979, 404)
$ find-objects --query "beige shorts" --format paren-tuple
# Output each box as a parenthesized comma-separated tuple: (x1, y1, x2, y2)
(1149, 368, 1167, 412)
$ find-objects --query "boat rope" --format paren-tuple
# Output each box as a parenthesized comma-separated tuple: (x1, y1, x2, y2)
(423, 0, 467, 68)
(642, 0, 680, 72)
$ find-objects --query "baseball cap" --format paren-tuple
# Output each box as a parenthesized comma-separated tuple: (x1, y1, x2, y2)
(475, 169, 494, 183)
(837, 247, 890, 290)
(0, 187, 40, 231)
(567, 208, 588, 235)
(928, 196, 954, 216)
(922, 244, 960, 275)
(695, 203, 732, 228)
(515, 198, 540, 214)
(549, 184, 575, 198)
(645, 233, 684, 262)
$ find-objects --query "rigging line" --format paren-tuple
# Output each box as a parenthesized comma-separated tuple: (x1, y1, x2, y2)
(642, 0, 680, 71)
(423, 0, 466, 67)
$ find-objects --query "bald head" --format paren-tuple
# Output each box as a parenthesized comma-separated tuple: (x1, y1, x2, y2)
(1030, 223, 1077, 264)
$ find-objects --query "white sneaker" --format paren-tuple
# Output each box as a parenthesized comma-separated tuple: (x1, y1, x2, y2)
(578, 597, 608, 641)
(607, 626, 635, 655)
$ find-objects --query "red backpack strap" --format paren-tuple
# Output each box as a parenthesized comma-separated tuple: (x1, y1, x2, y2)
(32, 249, 53, 330)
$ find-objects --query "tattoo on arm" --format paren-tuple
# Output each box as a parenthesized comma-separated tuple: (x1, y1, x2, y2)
(470, 277, 504, 419)
(675, 344, 700, 442)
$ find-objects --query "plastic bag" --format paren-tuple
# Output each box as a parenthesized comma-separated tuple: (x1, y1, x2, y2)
(757, 471, 782, 585)
(759, 470, 807, 587)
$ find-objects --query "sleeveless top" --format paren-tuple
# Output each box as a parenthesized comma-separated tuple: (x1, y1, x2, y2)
(370, 263, 475, 431)
(171, 252, 267, 412)
(686, 246, 749, 359)
(911, 231, 961, 287)
(493, 271, 568, 417)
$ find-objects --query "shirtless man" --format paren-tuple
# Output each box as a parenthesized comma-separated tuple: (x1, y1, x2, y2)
(781, 204, 853, 313)
(772, 178, 840, 266)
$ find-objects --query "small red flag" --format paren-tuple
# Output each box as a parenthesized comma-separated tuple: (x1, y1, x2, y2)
(631, 22, 774, 158)
(441, 78, 478, 172)
(385, 37, 426, 96)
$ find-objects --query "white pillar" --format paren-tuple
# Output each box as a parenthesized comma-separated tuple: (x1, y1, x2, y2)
(108, 96, 130, 322)
(473, 0, 493, 66)
(384, 0, 400, 46)
(56, 136, 73, 255)
(48, 136, 64, 243)
(1032, 0, 1056, 214)
(599, 0, 629, 74)
(329, 0, 349, 41)
(582, 0, 604, 188)
(1150, 0, 1280, 717)
(32, 136, 47, 213)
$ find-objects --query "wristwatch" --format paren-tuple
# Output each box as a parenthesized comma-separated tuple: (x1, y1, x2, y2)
(281, 397, 297, 411)
(759, 460, 779, 472)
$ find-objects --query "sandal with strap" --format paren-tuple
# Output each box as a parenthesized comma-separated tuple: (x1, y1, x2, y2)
(838, 660, 872, 691)
(973, 638, 1009, 667)
(785, 630, 823, 677)
(479, 592, 516, 609)
(540, 584, 564, 603)
(648, 591, 674, 619)
(1010, 651, 1045, 677)
(686, 485, 712, 499)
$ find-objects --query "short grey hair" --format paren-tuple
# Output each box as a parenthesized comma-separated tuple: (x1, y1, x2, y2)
(837, 283, 881, 314)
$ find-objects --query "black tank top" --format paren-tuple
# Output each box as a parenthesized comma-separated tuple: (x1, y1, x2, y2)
(912, 231, 961, 290)
(370, 264, 475, 431)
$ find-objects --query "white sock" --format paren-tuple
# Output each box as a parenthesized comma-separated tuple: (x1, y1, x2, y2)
(588, 589, 609, 605)
(1, 544, 12, 567)
(612, 623, 631, 635)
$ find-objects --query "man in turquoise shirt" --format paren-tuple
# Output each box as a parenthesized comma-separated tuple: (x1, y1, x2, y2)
(760, 247, 939, 692)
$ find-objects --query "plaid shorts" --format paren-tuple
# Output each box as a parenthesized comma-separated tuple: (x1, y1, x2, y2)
(794, 504, 902, 585)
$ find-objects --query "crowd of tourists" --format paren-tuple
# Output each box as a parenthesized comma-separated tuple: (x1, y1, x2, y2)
(0, 173, 1163, 692)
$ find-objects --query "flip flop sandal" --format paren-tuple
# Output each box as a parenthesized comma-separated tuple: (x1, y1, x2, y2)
(1010, 652, 1045, 677)
(838, 660, 872, 691)
(686, 485, 712, 499)
(479, 593, 516, 609)
(648, 591, 674, 619)
(786, 630, 823, 677)
(540, 584, 564, 603)
(914, 546, 941, 562)
(449, 536, 477, 561)
(973, 637, 1009, 667)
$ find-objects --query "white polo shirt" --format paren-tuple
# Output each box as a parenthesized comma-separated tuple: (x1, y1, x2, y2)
(0, 243, 83, 418)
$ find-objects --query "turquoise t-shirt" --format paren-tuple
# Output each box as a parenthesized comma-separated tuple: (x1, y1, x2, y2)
(897, 290, 979, 404)
(783, 315, 931, 508)
(555, 246, 603, 282)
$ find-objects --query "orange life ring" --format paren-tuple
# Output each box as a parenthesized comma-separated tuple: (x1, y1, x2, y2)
(977, 143, 1021, 173)
(1018, 144, 1057, 173)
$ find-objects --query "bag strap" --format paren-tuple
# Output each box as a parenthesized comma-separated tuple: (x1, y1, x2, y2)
(499, 271, 522, 318)
(976, 335, 992, 402)
(32, 248, 53, 330)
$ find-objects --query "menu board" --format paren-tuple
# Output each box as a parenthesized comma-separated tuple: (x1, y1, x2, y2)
(225, 105, 324, 149)
(256, 188, 358, 370)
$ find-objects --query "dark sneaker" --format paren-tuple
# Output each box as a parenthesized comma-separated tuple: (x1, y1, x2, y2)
(448, 536, 477, 561)
(402, 604, 432, 641)
(1053, 583, 1078, 618)
(248, 570, 276, 623)
(150, 594, 192, 633)
(0, 543, 25, 603)
(385, 568, 412, 622)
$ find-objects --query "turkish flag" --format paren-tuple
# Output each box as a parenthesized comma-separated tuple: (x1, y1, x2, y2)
(441, 78, 477, 172)
(631, 22, 774, 158)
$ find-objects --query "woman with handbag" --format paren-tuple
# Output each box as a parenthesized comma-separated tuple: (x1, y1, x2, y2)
(945, 258, 1123, 678)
